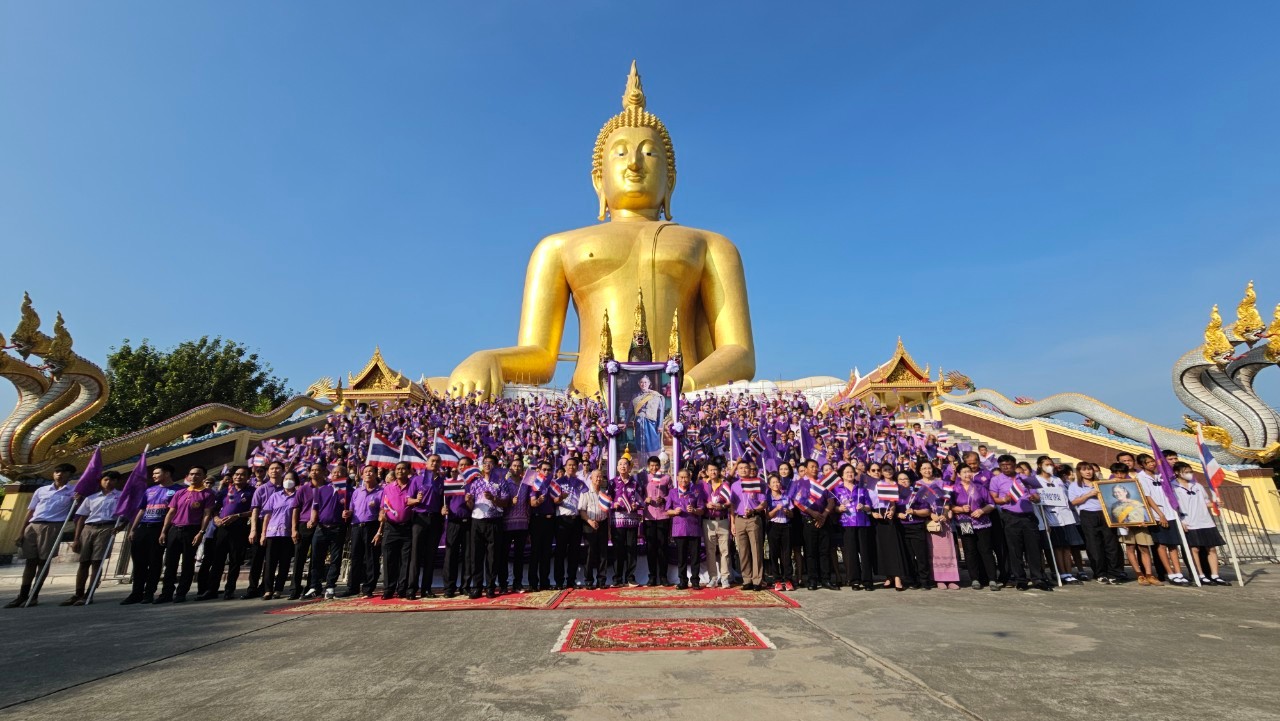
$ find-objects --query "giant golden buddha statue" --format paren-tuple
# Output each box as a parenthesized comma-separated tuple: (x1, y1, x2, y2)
(447, 62, 755, 398)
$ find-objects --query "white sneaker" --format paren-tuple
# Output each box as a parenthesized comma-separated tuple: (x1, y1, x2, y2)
(323, 589, 335, 600)
(303, 589, 317, 599)
(721, 578, 732, 589)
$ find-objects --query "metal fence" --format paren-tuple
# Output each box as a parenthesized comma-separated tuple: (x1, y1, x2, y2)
(1216, 484, 1279, 564)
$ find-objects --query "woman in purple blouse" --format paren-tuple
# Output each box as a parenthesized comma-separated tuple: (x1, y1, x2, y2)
(833, 464, 874, 591)
(665, 469, 705, 590)
(258, 472, 300, 600)
(951, 465, 1000, 590)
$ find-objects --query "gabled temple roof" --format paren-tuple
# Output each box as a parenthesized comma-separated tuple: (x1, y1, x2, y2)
(346, 346, 423, 398)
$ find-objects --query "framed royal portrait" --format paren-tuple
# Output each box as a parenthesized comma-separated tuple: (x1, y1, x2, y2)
(605, 361, 680, 478)
(1097, 479, 1153, 528)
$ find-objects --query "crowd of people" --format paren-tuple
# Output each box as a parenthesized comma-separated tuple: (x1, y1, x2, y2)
(4, 391, 1234, 608)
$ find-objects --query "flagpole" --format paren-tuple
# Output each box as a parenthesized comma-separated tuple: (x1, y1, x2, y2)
(1172, 514, 1202, 587)
(1213, 489, 1246, 587)
(1032, 502, 1062, 587)
(83, 521, 122, 605)
(24, 497, 82, 607)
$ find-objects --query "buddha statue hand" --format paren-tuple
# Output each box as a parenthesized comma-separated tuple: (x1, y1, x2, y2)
(447, 350, 505, 398)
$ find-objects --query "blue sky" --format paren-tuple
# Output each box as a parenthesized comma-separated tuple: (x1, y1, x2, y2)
(2, 2, 1278, 427)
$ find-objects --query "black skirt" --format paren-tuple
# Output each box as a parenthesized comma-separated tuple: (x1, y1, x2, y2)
(1184, 526, 1224, 548)
(873, 519, 905, 578)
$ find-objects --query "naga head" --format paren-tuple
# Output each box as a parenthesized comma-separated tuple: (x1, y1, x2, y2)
(1266, 303, 1280, 364)
(41, 312, 74, 379)
(1235, 280, 1267, 345)
(1203, 305, 1235, 366)
(10, 292, 43, 360)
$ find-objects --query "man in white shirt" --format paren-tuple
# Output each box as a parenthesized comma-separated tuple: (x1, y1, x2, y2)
(62, 471, 124, 605)
(7, 464, 77, 608)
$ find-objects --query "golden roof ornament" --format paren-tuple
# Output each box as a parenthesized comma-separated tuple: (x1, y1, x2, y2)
(1266, 303, 1280, 364)
(44, 312, 73, 378)
(1235, 280, 1266, 345)
(633, 287, 649, 344)
(1203, 305, 1234, 366)
(668, 308, 681, 360)
(599, 309, 614, 364)
(592, 61, 676, 220)
(11, 291, 41, 359)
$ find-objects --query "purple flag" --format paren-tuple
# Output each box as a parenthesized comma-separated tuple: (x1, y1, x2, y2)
(72, 445, 104, 497)
(1146, 429, 1181, 513)
(113, 446, 150, 521)
(800, 421, 815, 461)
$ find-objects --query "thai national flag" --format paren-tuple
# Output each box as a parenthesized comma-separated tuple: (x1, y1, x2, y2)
(1008, 477, 1027, 502)
(399, 436, 429, 470)
(598, 491, 613, 510)
(547, 478, 564, 497)
(1195, 429, 1226, 490)
(807, 481, 825, 506)
(816, 471, 839, 492)
(459, 467, 481, 484)
(431, 433, 475, 468)
(739, 477, 763, 494)
(717, 485, 733, 505)
(366, 434, 400, 469)
(875, 481, 899, 507)
(938, 430, 949, 446)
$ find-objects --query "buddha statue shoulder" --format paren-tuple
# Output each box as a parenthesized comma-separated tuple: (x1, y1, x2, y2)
(447, 62, 755, 398)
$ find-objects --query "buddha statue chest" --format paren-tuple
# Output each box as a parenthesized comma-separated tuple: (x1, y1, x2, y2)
(561, 222, 705, 299)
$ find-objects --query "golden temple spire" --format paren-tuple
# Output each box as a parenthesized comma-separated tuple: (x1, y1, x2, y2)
(668, 308, 681, 360)
(623, 59, 646, 111)
(1236, 280, 1266, 344)
(599, 309, 614, 363)
(1203, 305, 1234, 365)
(633, 287, 649, 344)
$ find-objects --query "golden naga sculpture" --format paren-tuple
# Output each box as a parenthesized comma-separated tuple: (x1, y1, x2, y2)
(1265, 303, 1280, 364)
(1235, 280, 1267, 345)
(0, 294, 334, 478)
(447, 60, 755, 398)
(1202, 305, 1235, 366)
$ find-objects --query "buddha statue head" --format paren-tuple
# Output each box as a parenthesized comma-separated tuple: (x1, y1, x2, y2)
(592, 61, 676, 221)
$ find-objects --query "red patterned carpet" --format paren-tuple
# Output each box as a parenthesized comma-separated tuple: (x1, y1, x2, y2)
(550, 586, 798, 610)
(267, 589, 565, 614)
(555, 617, 774, 652)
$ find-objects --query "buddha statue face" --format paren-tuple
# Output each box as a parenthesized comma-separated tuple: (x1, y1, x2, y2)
(593, 125, 670, 219)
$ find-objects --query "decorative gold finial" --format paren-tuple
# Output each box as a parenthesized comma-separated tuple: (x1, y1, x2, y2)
(12, 291, 41, 359)
(45, 312, 73, 378)
(1266, 303, 1280, 364)
(623, 59, 645, 111)
(1203, 305, 1234, 365)
(668, 308, 681, 360)
(599, 309, 614, 363)
(1236, 280, 1266, 345)
(633, 287, 649, 344)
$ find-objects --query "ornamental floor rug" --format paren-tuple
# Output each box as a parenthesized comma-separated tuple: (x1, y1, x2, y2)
(267, 589, 566, 614)
(549, 586, 798, 610)
(553, 617, 775, 653)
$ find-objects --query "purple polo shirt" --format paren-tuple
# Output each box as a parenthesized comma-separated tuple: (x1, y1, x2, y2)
(900, 484, 936, 525)
(765, 491, 792, 524)
(700, 481, 731, 520)
(794, 479, 833, 513)
(832, 484, 872, 527)
(218, 485, 253, 519)
(446, 477, 473, 521)
(312, 484, 346, 526)
(528, 474, 555, 518)
(989, 472, 1035, 514)
(250, 480, 278, 512)
(295, 483, 318, 527)
(666, 484, 705, 537)
(262, 491, 297, 538)
(382, 481, 413, 524)
(729, 479, 765, 516)
(409, 471, 444, 515)
(505, 481, 531, 531)
(141, 483, 183, 524)
(168, 488, 213, 527)
(642, 473, 672, 522)
(609, 476, 642, 528)
(350, 485, 382, 523)
(952, 481, 994, 530)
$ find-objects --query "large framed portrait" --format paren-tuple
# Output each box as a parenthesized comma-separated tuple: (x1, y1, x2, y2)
(1097, 479, 1153, 527)
(606, 361, 680, 477)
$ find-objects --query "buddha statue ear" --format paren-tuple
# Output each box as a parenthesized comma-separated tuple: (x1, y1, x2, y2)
(661, 186, 674, 221)
(592, 170, 608, 221)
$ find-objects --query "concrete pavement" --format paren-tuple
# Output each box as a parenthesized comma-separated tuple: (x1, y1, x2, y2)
(1, 567, 1278, 721)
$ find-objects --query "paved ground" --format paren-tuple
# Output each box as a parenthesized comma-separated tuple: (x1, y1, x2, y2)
(2, 566, 1278, 721)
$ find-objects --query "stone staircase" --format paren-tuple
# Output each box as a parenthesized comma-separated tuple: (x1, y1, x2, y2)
(942, 428, 1068, 468)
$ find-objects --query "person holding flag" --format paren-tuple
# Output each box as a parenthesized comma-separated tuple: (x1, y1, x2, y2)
(608, 457, 642, 588)
(5, 464, 78, 608)
(55, 469, 120, 606)
(499, 457, 530, 594)
(639, 456, 672, 587)
(988, 454, 1053, 591)
(441, 458, 476, 598)
(700, 462, 734, 589)
(729, 460, 767, 591)
(406, 454, 445, 599)
(465, 454, 513, 599)
(665, 468, 705, 589)
(832, 463, 874, 591)
(871, 464, 907, 591)
(379, 461, 416, 599)
(951, 464, 999, 590)
(578, 469, 612, 590)
(1135, 451, 1190, 586)
(196, 466, 253, 601)
(123, 463, 182, 605)
(795, 459, 837, 591)
(551, 457, 586, 591)
(526, 459, 556, 592)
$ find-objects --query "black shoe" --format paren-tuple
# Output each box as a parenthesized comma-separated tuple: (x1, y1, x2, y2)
(691, 582, 702, 590)
(485, 588, 497, 599)
(288, 592, 301, 601)
(240, 591, 262, 600)
(825, 582, 839, 591)
(406, 591, 418, 601)
(468, 590, 482, 600)
(140, 594, 155, 604)
(153, 594, 173, 604)
(194, 591, 217, 601)
(363, 592, 375, 599)
(423, 590, 437, 599)
(1036, 581, 1054, 591)
(807, 583, 819, 591)
(863, 583, 875, 591)
(444, 589, 457, 598)
(1016, 582, 1029, 591)
(5, 597, 28, 609)
(497, 586, 508, 595)
(647, 579, 659, 587)
(120, 594, 142, 606)
(222, 591, 236, 600)
(339, 589, 359, 598)
(173, 595, 188, 603)
(676, 582, 688, 590)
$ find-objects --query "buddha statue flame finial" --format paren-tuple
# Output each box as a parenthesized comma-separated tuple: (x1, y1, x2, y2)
(592, 61, 676, 221)
(1203, 305, 1235, 366)
(599, 309, 614, 364)
(668, 308, 681, 360)
(1236, 280, 1266, 345)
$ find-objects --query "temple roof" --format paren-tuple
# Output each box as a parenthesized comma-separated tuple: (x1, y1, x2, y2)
(831, 338, 938, 407)
(346, 346, 423, 398)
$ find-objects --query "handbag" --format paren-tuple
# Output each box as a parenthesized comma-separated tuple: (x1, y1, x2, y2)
(926, 519, 943, 533)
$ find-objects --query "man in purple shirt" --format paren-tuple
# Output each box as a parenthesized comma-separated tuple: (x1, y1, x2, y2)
(729, 460, 767, 591)
(196, 466, 253, 601)
(962, 451, 1005, 583)
(526, 459, 557, 592)
(286, 464, 324, 600)
(609, 457, 642, 588)
(344, 465, 382, 598)
(551, 457, 586, 590)
(796, 459, 837, 591)
(122, 463, 181, 605)
(465, 454, 513, 599)
(306, 466, 349, 600)
(988, 455, 1051, 591)
(441, 457, 475, 598)
(639, 456, 672, 587)
(407, 454, 445, 599)
(241, 460, 284, 599)
(665, 469, 705, 589)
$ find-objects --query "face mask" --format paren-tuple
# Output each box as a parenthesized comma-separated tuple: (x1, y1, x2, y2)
(1179, 472, 1194, 481)
(283, 480, 297, 490)
(1042, 466, 1055, 474)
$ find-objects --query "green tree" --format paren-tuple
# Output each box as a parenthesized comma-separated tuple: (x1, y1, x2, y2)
(81, 336, 291, 441)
